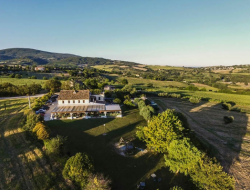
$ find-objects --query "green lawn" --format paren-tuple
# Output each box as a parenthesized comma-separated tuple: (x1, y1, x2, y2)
(47, 107, 196, 190)
(0, 77, 45, 85)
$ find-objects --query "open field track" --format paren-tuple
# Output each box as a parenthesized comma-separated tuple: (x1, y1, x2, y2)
(151, 97, 250, 190)
(0, 99, 69, 190)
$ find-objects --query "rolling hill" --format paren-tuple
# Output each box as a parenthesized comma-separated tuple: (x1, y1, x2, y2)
(0, 48, 139, 67)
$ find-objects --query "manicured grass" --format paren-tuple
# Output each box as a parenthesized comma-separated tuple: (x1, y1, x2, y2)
(0, 77, 45, 85)
(47, 107, 196, 190)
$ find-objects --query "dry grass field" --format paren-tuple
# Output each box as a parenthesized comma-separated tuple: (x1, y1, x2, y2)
(151, 97, 250, 190)
(192, 83, 218, 91)
(0, 99, 69, 190)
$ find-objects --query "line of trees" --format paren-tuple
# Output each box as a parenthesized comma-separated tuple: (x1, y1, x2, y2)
(0, 82, 41, 97)
(136, 110, 235, 190)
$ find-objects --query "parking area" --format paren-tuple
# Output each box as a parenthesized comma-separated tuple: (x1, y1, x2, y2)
(44, 99, 58, 121)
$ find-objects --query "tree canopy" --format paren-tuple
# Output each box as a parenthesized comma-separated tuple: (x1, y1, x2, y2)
(63, 152, 94, 189)
(136, 109, 185, 153)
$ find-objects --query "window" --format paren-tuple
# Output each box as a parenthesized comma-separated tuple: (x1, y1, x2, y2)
(78, 100, 80, 103)
(73, 100, 75, 103)
(83, 100, 85, 103)
(99, 97, 101, 100)
(62, 101, 64, 104)
(68, 100, 70, 103)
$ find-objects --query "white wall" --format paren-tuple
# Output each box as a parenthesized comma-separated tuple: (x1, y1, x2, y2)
(58, 99, 89, 105)
(92, 95, 104, 101)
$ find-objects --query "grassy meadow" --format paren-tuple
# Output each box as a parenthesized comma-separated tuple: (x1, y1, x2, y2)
(0, 99, 69, 190)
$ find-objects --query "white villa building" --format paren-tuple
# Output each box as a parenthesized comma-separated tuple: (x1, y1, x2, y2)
(50, 90, 122, 120)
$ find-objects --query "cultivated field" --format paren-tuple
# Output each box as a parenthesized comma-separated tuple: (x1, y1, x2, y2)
(0, 99, 68, 190)
(151, 97, 250, 190)
(146, 65, 187, 71)
(192, 83, 218, 91)
(125, 77, 188, 88)
(92, 65, 118, 72)
(47, 107, 197, 190)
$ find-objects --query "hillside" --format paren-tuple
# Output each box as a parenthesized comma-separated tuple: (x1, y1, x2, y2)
(0, 48, 139, 67)
(0, 48, 79, 60)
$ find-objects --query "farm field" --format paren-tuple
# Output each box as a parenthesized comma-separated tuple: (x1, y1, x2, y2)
(191, 83, 218, 91)
(92, 65, 118, 72)
(0, 77, 45, 85)
(0, 99, 68, 190)
(146, 65, 187, 71)
(145, 87, 250, 107)
(150, 97, 250, 190)
(47, 107, 197, 190)
(124, 77, 188, 88)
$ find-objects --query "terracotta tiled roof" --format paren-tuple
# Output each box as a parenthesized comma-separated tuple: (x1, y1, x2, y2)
(58, 90, 90, 100)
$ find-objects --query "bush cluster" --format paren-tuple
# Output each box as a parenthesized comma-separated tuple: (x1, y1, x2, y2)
(189, 96, 201, 104)
(224, 116, 234, 124)
(158, 92, 181, 98)
(222, 102, 232, 110)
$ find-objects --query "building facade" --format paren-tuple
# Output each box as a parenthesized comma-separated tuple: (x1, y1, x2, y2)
(51, 90, 122, 120)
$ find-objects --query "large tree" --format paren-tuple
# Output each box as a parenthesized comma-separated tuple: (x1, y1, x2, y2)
(136, 109, 185, 153)
(63, 152, 94, 189)
(164, 138, 201, 175)
(190, 155, 235, 190)
(44, 79, 61, 91)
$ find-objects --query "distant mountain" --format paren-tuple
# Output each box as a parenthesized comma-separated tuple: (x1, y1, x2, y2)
(0, 48, 79, 60)
(0, 48, 139, 67)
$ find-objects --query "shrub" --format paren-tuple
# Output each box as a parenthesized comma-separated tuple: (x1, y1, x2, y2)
(113, 98, 121, 104)
(169, 93, 181, 98)
(43, 76, 47, 80)
(170, 187, 183, 190)
(123, 99, 135, 107)
(186, 85, 199, 91)
(9, 73, 15, 78)
(63, 152, 94, 188)
(44, 135, 67, 158)
(158, 92, 168, 97)
(147, 83, 153, 87)
(189, 97, 201, 104)
(223, 116, 234, 124)
(31, 76, 37, 79)
(24, 111, 41, 131)
(15, 74, 22, 78)
(33, 122, 50, 140)
(85, 173, 111, 190)
(222, 102, 232, 110)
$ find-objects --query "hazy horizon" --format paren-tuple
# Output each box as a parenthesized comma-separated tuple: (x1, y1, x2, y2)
(1, 0, 249, 67)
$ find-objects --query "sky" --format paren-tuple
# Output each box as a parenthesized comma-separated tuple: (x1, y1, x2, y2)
(0, 0, 250, 67)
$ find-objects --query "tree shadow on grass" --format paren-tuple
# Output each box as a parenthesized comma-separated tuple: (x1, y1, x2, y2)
(48, 115, 196, 190)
